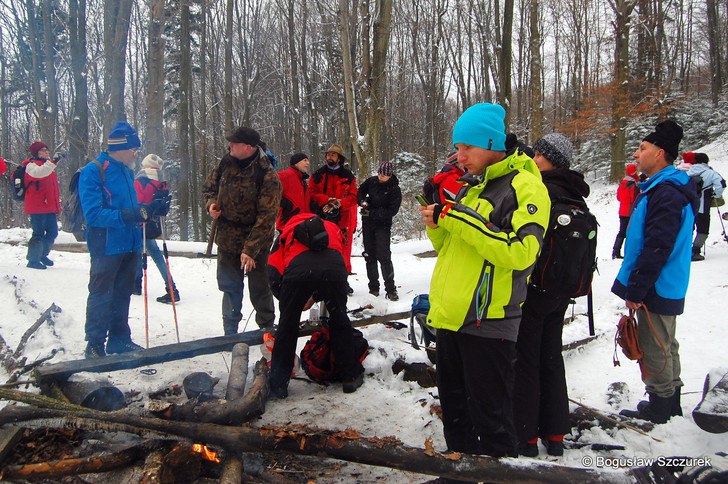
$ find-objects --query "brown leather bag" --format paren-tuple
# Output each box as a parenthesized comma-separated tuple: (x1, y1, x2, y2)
(613, 306, 667, 379)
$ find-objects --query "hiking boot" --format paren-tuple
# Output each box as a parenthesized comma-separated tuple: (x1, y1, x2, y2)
(269, 384, 289, 400)
(40, 256, 54, 266)
(612, 250, 623, 260)
(342, 373, 364, 393)
(84, 343, 106, 359)
(106, 339, 144, 354)
(691, 250, 705, 261)
(543, 439, 564, 456)
(156, 287, 180, 304)
(132, 284, 142, 296)
(346, 283, 354, 296)
(671, 387, 682, 417)
(518, 442, 539, 457)
(369, 289, 380, 297)
(27, 260, 46, 270)
(223, 322, 239, 336)
(620, 392, 672, 424)
(385, 291, 399, 301)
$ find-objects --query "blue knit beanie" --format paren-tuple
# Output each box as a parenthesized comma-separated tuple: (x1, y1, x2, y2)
(107, 121, 142, 152)
(452, 103, 507, 152)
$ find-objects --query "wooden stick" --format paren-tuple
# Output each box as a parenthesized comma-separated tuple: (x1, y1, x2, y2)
(225, 343, 250, 401)
(568, 397, 662, 442)
(0, 443, 146, 481)
(13, 303, 62, 359)
(0, 406, 626, 483)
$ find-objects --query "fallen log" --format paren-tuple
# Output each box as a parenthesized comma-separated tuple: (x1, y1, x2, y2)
(159, 359, 269, 425)
(0, 443, 147, 481)
(13, 304, 61, 359)
(569, 398, 658, 439)
(36, 310, 412, 384)
(0, 406, 628, 483)
(693, 369, 728, 433)
(140, 448, 166, 484)
(220, 454, 243, 484)
(225, 343, 250, 401)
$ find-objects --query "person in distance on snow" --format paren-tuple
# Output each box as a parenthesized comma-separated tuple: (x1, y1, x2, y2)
(612, 163, 641, 259)
(357, 160, 402, 301)
(419, 103, 550, 457)
(512, 133, 590, 458)
(79, 122, 169, 359)
(276, 152, 311, 232)
(133, 154, 178, 304)
(22, 142, 62, 270)
(267, 213, 365, 398)
(613, 120, 698, 424)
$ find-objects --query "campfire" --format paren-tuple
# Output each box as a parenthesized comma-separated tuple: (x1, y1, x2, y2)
(191, 443, 220, 463)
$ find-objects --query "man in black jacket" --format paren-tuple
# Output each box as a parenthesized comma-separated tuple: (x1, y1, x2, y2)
(357, 160, 402, 300)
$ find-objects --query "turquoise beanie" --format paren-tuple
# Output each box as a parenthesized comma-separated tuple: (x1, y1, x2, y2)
(452, 103, 507, 152)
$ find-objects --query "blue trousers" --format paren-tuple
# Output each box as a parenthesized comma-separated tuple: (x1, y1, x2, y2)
(27, 213, 58, 262)
(85, 252, 136, 345)
(135, 239, 172, 288)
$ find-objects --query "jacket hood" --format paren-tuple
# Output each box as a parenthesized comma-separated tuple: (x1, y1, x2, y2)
(541, 168, 590, 199)
(640, 165, 699, 212)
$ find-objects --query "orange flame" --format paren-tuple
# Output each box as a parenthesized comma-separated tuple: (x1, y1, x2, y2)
(192, 443, 220, 463)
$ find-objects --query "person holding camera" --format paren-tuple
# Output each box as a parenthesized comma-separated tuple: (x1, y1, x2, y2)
(357, 160, 402, 300)
(22, 142, 62, 269)
(79, 122, 169, 359)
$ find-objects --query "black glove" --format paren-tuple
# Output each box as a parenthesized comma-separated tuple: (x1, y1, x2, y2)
(360, 207, 370, 217)
(150, 189, 171, 216)
(121, 205, 150, 224)
(52, 152, 67, 164)
(422, 178, 437, 204)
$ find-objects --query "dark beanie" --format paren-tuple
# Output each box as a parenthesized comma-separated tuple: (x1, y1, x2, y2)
(290, 152, 308, 167)
(643, 120, 683, 160)
(532, 133, 573, 169)
(225, 126, 261, 146)
(377, 160, 393, 176)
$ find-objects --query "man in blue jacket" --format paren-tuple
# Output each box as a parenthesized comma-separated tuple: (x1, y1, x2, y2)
(79, 122, 169, 359)
(612, 120, 698, 424)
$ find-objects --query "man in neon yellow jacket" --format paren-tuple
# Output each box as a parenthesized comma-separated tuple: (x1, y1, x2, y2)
(420, 103, 550, 457)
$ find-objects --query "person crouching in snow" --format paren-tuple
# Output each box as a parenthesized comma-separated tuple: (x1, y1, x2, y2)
(613, 163, 641, 259)
(133, 154, 178, 303)
(357, 160, 402, 300)
(267, 213, 365, 399)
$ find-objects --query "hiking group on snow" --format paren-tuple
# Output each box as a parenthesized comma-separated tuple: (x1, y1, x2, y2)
(3, 101, 726, 461)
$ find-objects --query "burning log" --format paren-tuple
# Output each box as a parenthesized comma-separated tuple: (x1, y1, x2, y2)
(0, 443, 146, 481)
(220, 454, 243, 484)
(0, 406, 627, 483)
(160, 443, 204, 482)
(157, 358, 269, 425)
(225, 343, 250, 401)
(140, 448, 166, 484)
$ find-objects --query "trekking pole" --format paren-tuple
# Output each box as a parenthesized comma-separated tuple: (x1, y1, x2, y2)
(716, 205, 728, 243)
(142, 222, 150, 349)
(160, 216, 180, 343)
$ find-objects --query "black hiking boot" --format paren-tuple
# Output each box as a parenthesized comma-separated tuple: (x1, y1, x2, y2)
(369, 288, 380, 297)
(40, 256, 54, 266)
(27, 260, 46, 270)
(691, 248, 705, 261)
(346, 282, 354, 296)
(106, 339, 144, 354)
(156, 287, 180, 304)
(620, 392, 672, 424)
(385, 290, 399, 301)
(84, 342, 107, 359)
(342, 373, 364, 393)
(519, 442, 539, 457)
(543, 439, 564, 456)
(671, 387, 682, 417)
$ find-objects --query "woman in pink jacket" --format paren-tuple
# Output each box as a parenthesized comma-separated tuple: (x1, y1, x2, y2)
(23, 142, 61, 269)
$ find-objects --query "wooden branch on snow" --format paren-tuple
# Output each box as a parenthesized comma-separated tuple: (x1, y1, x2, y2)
(158, 358, 269, 425)
(0, 443, 147, 481)
(225, 343, 249, 401)
(13, 304, 61, 359)
(0, 406, 625, 483)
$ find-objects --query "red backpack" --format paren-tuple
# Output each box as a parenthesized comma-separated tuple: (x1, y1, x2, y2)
(300, 326, 368, 382)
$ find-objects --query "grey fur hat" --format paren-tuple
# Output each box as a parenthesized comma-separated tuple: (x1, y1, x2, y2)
(533, 133, 573, 169)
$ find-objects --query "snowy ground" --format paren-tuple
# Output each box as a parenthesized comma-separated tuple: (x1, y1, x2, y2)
(1, 136, 728, 481)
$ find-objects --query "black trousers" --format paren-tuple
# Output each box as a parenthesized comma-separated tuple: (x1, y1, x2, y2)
(436, 329, 518, 457)
(362, 221, 395, 292)
(513, 286, 571, 444)
(270, 280, 362, 389)
(694, 210, 710, 235)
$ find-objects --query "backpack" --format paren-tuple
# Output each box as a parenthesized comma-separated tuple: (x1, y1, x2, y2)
(408, 294, 436, 350)
(61, 161, 106, 242)
(10, 164, 30, 201)
(300, 326, 368, 382)
(293, 216, 329, 251)
(531, 197, 598, 298)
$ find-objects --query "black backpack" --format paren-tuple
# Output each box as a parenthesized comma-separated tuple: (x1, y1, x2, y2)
(61, 161, 106, 242)
(10, 164, 29, 201)
(531, 197, 598, 298)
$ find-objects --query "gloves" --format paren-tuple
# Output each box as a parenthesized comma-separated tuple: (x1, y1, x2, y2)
(150, 188, 171, 216)
(327, 198, 341, 209)
(52, 152, 68, 163)
(422, 178, 437, 204)
(121, 205, 150, 225)
(360, 207, 370, 217)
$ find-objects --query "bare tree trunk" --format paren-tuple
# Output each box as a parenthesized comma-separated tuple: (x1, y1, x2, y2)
(24, 0, 52, 143)
(529, 0, 542, 141)
(68, 0, 89, 172)
(146, 0, 165, 157)
(224, 0, 233, 132)
(706, 0, 724, 106)
(499, 0, 514, 128)
(41, 0, 58, 149)
(178, 0, 192, 241)
(287, 0, 302, 151)
(103, 0, 134, 135)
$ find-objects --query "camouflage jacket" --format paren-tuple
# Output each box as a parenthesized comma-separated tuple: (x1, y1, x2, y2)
(202, 150, 282, 257)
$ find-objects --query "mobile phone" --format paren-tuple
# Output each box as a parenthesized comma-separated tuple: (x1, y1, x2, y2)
(415, 194, 429, 206)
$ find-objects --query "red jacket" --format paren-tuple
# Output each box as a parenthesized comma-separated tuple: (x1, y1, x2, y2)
(616, 176, 640, 217)
(22, 157, 61, 215)
(276, 166, 310, 230)
(134, 177, 165, 204)
(424, 162, 466, 204)
(309, 165, 358, 229)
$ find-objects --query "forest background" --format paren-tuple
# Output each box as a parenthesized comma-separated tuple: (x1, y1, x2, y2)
(0, 0, 726, 242)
